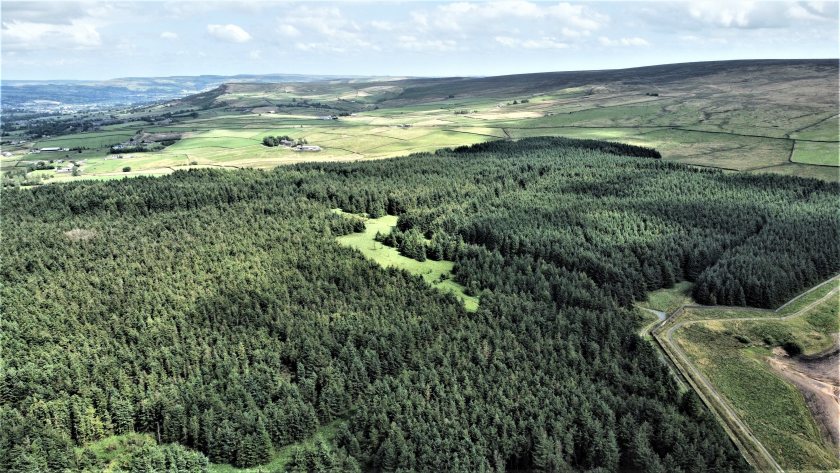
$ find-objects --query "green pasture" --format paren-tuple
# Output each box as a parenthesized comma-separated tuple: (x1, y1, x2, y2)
(35, 130, 137, 149)
(335, 212, 479, 311)
(791, 141, 839, 166)
(790, 115, 840, 141)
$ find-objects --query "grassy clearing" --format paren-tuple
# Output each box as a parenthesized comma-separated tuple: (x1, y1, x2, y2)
(74, 423, 344, 473)
(75, 433, 157, 472)
(209, 420, 343, 473)
(791, 141, 840, 166)
(638, 281, 694, 314)
(335, 212, 479, 311)
(673, 288, 840, 471)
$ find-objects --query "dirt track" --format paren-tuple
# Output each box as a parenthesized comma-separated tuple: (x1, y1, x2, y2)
(768, 346, 840, 452)
(653, 275, 840, 472)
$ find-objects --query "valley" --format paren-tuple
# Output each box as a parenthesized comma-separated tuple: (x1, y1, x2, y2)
(3, 60, 838, 189)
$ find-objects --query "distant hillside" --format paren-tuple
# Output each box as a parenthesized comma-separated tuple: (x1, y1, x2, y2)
(380, 59, 839, 103)
(1, 73, 372, 111)
(173, 59, 837, 107)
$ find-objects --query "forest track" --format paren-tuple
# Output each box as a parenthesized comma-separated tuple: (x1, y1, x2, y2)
(652, 275, 840, 473)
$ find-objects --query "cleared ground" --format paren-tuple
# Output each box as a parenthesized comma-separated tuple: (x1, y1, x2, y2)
(660, 278, 840, 472)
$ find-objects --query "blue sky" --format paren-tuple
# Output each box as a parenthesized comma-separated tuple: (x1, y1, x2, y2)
(2, 1, 838, 80)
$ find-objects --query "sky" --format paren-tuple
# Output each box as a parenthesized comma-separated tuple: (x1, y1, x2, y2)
(2, 0, 838, 80)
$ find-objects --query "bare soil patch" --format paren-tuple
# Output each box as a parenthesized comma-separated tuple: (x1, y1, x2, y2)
(769, 346, 840, 452)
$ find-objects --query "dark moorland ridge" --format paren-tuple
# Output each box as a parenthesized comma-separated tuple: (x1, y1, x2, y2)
(388, 59, 839, 99)
(180, 58, 840, 107)
(2, 137, 837, 471)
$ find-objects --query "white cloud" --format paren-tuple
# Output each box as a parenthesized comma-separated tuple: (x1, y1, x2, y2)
(495, 36, 568, 49)
(281, 6, 374, 52)
(2, 19, 102, 50)
(683, 1, 836, 29)
(414, 1, 607, 35)
(397, 35, 457, 52)
(277, 24, 300, 37)
(160, 31, 179, 40)
(249, 49, 262, 60)
(370, 20, 396, 31)
(599, 36, 650, 47)
(207, 24, 252, 43)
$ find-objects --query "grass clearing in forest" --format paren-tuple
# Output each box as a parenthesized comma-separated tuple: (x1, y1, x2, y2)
(208, 421, 343, 473)
(639, 281, 695, 314)
(335, 212, 479, 311)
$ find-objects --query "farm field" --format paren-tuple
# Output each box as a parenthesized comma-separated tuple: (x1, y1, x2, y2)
(791, 141, 840, 166)
(5, 60, 838, 186)
(665, 277, 840, 472)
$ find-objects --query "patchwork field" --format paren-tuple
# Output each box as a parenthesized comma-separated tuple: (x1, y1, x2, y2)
(4, 60, 838, 186)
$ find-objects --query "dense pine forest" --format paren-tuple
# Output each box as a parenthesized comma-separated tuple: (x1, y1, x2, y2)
(3, 137, 838, 472)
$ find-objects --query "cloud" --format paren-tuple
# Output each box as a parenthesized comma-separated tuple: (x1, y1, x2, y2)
(207, 24, 251, 43)
(370, 20, 396, 31)
(598, 36, 650, 47)
(277, 24, 300, 37)
(280, 6, 374, 52)
(2, 19, 102, 50)
(397, 35, 457, 52)
(413, 1, 607, 35)
(160, 31, 179, 40)
(249, 49, 262, 60)
(495, 36, 568, 49)
(684, 1, 837, 29)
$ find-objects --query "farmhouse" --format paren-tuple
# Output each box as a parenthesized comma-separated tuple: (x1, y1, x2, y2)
(295, 145, 321, 152)
(40, 147, 65, 152)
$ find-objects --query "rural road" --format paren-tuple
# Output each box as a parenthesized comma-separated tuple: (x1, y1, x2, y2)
(652, 276, 839, 473)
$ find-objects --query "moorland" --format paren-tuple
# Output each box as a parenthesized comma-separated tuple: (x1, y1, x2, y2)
(3, 59, 838, 188)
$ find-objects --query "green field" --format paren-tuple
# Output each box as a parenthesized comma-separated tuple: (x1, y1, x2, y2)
(335, 212, 479, 311)
(35, 130, 138, 149)
(791, 141, 840, 166)
(5, 61, 838, 185)
(672, 283, 840, 471)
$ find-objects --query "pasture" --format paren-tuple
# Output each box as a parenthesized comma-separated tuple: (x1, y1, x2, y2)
(7, 60, 838, 184)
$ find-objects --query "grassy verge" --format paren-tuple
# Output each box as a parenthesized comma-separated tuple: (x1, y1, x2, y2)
(672, 292, 839, 471)
(75, 433, 157, 472)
